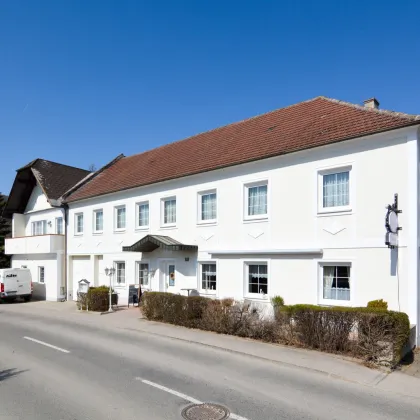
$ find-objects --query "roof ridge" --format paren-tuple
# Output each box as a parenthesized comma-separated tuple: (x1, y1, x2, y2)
(320, 96, 420, 121)
(18, 158, 90, 174)
(126, 96, 325, 159)
(62, 154, 125, 200)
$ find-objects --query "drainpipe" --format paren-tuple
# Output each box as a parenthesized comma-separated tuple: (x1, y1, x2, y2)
(62, 203, 69, 301)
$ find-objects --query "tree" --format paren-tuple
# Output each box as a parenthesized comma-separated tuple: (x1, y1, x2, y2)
(88, 164, 97, 172)
(0, 194, 11, 268)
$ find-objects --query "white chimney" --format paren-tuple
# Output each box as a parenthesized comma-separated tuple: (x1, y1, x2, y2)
(363, 97, 380, 109)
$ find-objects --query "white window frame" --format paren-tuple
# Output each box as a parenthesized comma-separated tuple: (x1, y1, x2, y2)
(55, 217, 64, 235)
(74, 213, 84, 235)
(31, 220, 47, 236)
(161, 196, 177, 227)
(243, 260, 269, 300)
(38, 266, 45, 283)
(317, 165, 352, 215)
(114, 205, 126, 232)
(243, 180, 269, 222)
(318, 261, 353, 307)
(136, 261, 150, 289)
(199, 261, 217, 294)
(93, 209, 104, 234)
(136, 201, 150, 230)
(114, 261, 126, 285)
(197, 189, 217, 225)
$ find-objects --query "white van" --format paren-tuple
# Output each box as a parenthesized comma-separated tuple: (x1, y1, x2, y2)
(0, 268, 33, 302)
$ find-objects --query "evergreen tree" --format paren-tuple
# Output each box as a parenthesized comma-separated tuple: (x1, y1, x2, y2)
(0, 194, 11, 268)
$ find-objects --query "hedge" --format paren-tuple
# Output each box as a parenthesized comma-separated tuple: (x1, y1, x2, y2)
(141, 292, 410, 367)
(77, 286, 118, 312)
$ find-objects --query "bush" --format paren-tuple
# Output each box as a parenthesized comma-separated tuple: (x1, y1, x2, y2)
(367, 299, 388, 310)
(283, 304, 410, 366)
(76, 286, 118, 312)
(141, 293, 411, 367)
(271, 295, 285, 307)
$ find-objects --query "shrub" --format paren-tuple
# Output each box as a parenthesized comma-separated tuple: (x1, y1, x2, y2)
(141, 293, 410, 367)
(271, 295, 285, 307)
(367, 299, 388, 310)
(283, 304, 410, 366)
(76, 286, 118, 312)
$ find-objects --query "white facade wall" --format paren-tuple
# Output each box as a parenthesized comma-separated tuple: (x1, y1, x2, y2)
(66, 127, 419, 337)
(6, 185, 66, 301)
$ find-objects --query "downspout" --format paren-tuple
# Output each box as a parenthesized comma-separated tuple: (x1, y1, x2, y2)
(63, 203, 69, 302)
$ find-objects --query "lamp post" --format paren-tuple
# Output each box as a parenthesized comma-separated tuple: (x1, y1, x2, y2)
(104, 267, 115, 313)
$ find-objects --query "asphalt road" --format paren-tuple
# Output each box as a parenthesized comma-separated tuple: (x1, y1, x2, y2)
(1, 309, 420, 420)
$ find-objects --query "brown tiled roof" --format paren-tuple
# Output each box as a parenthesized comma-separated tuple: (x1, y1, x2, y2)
(3, 159, 90, 218)
(67, 96, 420, 202)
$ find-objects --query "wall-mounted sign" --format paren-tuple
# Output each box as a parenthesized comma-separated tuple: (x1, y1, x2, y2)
(385, 194, 402, 249)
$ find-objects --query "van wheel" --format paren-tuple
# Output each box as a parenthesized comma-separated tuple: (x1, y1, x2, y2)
(23, 296, 32, 302)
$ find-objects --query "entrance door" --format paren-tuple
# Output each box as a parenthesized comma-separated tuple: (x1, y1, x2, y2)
(159, 260, 176, 293)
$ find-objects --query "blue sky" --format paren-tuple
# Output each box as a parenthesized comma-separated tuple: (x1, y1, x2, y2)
(1, 0, 419, 194)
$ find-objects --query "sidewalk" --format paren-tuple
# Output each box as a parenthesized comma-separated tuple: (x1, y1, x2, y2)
(3, 300, 420, 399)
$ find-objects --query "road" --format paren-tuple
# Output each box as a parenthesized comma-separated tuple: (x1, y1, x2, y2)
(1, 306, 420, 420)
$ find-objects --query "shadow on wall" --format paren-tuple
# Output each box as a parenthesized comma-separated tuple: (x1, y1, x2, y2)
(0, 368, 28, 382)
(32, 283, 46, 301)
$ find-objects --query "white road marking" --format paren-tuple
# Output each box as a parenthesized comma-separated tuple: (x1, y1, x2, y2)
(23, 336, 70, 354)
(136, 378, 249, 420)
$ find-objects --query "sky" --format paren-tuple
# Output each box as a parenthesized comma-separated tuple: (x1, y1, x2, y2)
(1, 0, 419, 194)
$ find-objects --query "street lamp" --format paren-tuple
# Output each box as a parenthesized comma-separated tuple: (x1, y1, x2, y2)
(104, 267, 115, 313)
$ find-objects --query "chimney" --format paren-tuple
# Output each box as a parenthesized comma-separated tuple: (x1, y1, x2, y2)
(363, 97, 380, 109)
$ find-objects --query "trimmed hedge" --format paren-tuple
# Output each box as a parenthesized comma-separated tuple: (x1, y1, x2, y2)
(141, 292, 410, 367)
(283, 305, 410, 365)
(77, 286, 118, 312)
(367, 299, 388, 310)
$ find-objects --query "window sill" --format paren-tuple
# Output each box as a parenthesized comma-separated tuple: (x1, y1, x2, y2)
(318, 299, 352, 307)
(93, 232, 103, 236)
(160, 224, 177, 230)
(243, 217, 268, 224)
(113, 230, 126, 234)
(197, 220, 217, 227)
(74, 233, 84, 237)
(244, 295, 270, 302)
(200, 291, 217, 296)
(135, 227, 150, 232)
(317, 207, 352, 217)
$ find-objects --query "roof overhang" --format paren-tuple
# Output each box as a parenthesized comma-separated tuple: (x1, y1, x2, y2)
(2, 168, 37, 219)
(123, 234, 198, 253)
(207, 249, 323, 256)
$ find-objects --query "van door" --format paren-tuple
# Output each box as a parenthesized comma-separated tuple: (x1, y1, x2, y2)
(4, 270, 19, 296)
(17, 270, 32, 296)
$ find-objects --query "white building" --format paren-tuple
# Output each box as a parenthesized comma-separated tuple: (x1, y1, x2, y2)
(3, 96, 420, 343)
(61, 96, 420, 342)
(3, 159, 90, 301)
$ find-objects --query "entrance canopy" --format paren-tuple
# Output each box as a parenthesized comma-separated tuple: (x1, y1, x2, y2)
(122, 235, 198, 253)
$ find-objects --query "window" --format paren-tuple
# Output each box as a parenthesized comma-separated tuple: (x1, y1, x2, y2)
(38, 266, 45, 283)
(318, 167, 351, 213)
(137, 202, 149, 228)
(115, 262, 126, 284)
(246, 263, 268, 295)
(244, 182, 268, 219)
(55, 217, 64, 235)
(162, 197, 176, 225)
(115, 206, 126, 230)
(75, 213, 84, 235)
(137, 262, 149, 286)
(198, 191, 217, 222)
(31, 220, 47, 236)
(93, 209, 103, 233)
(322, 265, 351, 302)
(201, 263, 216, 291)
